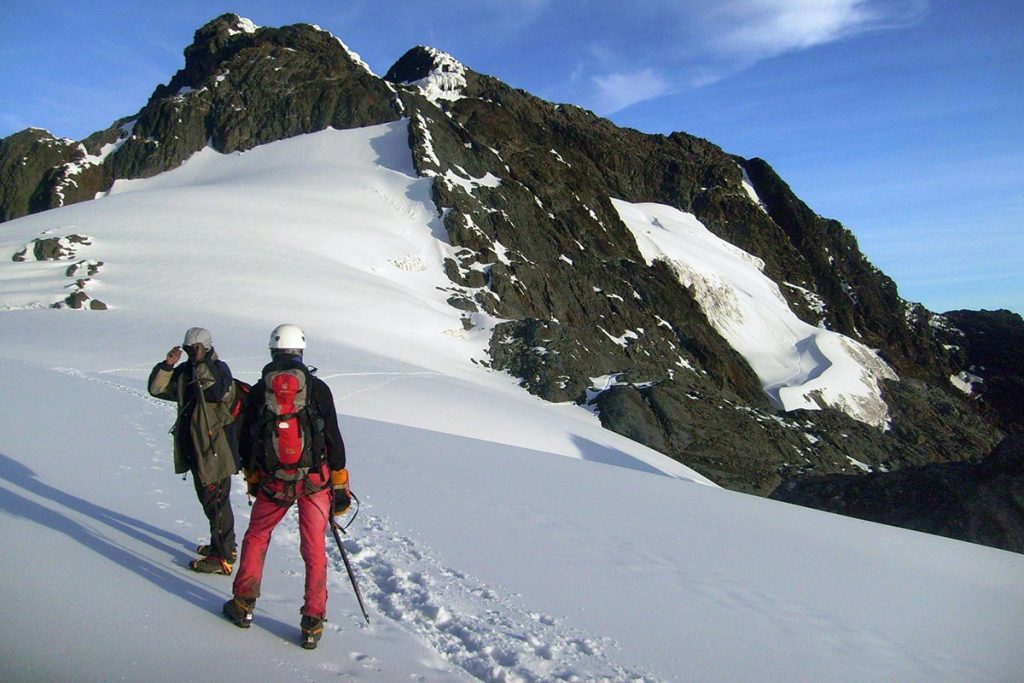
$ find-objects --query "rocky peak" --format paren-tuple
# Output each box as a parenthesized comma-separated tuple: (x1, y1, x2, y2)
(385, 46, 468, 103)
(171, 13, 261, 94)
(0, 15, 401, 220)
(188, 14, 261, 62)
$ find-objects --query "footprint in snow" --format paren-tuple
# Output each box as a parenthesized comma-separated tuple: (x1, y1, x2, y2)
(350, 652, 377, 667)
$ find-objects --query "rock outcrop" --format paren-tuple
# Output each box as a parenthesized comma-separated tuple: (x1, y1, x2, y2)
(771, 435, 1024, 553)
(938, 309, 1024, 434)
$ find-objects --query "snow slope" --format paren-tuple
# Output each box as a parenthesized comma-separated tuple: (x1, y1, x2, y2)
(1, 122, 1022, 682)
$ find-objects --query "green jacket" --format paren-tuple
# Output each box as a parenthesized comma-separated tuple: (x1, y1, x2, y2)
(148, 351, 239, 485)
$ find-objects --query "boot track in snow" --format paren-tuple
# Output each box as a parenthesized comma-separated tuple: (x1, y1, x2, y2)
(333, 511, 661, 682)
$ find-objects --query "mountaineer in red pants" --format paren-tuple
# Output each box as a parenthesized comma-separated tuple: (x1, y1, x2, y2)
(223, 324, 351, 650)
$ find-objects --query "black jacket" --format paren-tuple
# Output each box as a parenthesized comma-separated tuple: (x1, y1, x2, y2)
(239, 356, 346, 472)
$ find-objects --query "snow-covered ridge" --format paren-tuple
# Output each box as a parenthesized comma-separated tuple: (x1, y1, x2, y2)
(335, 36, 377, 76)
(304, 22, 377, 76)
(614, 198, 898, 428)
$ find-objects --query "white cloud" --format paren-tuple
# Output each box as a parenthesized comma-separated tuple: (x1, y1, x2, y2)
(590, 68, 671, 114)
(703, 0, 927, 60)
(568, 1, 926, 111)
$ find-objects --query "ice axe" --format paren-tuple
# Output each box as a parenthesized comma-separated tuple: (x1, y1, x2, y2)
(330, 493, 370, 624)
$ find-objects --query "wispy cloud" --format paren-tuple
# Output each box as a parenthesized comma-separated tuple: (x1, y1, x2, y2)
(574, 1, 927, 114)
(701, 0, 928, 61)
(591, 68, 672, 114)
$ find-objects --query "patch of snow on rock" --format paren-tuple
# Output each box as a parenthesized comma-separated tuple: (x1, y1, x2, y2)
(740, 166, 768, 214)
(442, 168, 501, 194)
(784, 282, 828, 321)
(950, 370, 983, 395)
(614, 198, 898, 429)
(227, 15, 260, 35)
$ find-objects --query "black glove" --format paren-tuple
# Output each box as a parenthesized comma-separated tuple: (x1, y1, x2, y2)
(331, 469, 351, 515)
(334, 487, 351, 515)
(244, 469, 260, 497)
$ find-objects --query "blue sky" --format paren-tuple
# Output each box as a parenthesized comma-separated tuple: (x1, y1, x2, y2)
(1, 1, 1021, 314)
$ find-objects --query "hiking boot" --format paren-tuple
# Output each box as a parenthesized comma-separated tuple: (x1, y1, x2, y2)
(196, 543, 238, 563)
(300, 615, 324, 650)
(189, 555, 232, 575)
(223, 597, 254, 628)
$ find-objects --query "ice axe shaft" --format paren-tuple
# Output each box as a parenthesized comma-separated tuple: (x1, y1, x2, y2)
(330, 502, 370, 624)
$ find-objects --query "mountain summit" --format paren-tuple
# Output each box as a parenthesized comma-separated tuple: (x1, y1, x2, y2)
(1, 14, 1020, 538)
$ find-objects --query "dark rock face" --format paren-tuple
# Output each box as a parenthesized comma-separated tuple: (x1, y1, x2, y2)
(590, 377, 1002, 495)
(393, 55, 772, 411)
(938, 309, 1024, 434)
(384, 48, 1003, 494)
(771, 436, 1024, 554)
(1, 17, 1017, 507)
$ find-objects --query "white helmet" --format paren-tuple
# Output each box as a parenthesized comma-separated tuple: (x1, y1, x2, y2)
(269, 323, 307, 350)
(183, 327, 213, 350)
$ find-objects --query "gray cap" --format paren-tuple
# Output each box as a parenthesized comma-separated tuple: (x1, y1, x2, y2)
(183, 327, 213, 350)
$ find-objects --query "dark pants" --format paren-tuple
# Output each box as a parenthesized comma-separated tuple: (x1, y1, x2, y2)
(192, 474, 235, 559)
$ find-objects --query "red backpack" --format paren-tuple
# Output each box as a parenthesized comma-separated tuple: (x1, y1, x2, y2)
(255, 366, 325, 480)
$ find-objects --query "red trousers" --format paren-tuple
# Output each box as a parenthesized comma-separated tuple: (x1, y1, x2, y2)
(232, 484, 332, 619)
